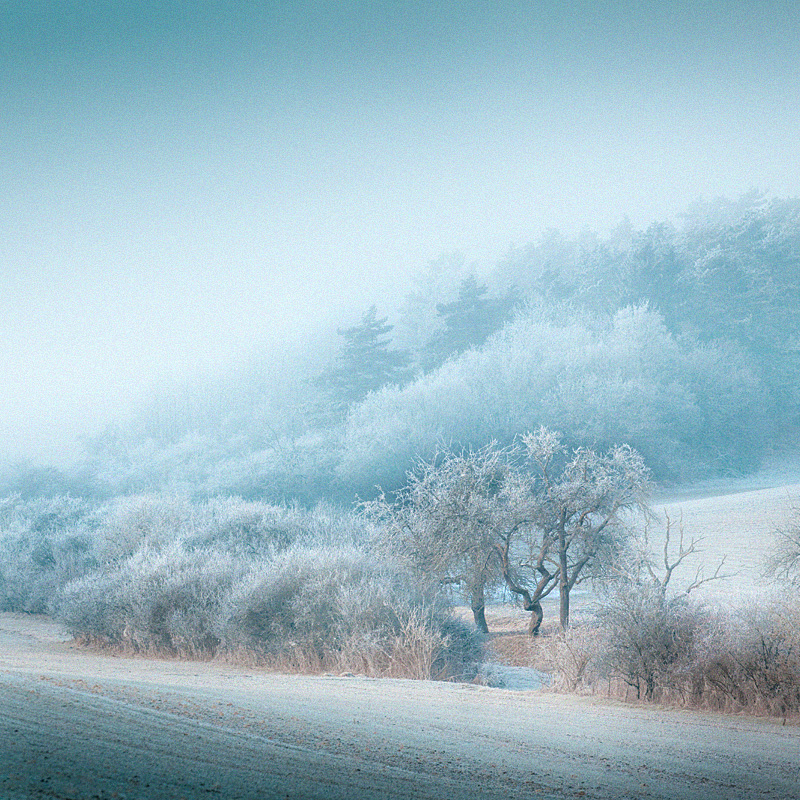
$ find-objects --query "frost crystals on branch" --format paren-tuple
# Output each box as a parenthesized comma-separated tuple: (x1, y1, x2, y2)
(364, 427, 652, 635)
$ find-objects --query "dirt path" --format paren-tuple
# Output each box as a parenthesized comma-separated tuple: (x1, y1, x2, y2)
(1, 614, 798, 799)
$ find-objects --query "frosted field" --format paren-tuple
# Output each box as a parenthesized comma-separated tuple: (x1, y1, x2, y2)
(1, 611, 799, 800)
(648, 482, 800, 600)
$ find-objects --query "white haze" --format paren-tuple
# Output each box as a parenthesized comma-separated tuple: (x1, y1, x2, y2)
(2, 0, 800, 464)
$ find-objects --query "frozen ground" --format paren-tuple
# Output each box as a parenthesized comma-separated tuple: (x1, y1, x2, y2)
(1, 480, 799, 799)
(1, 611, 799, 800)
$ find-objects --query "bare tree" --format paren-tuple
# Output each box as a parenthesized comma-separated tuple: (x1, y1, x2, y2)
(767, 507, 800, 584)
(597, 513, 729, 701)
(617, 511, 730, 600)
(365, 428, 652, 635)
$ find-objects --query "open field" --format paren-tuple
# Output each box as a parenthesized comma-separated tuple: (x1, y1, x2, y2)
(1, 481, 799, 799)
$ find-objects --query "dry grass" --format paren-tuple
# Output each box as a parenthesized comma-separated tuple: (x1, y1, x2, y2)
(220, 613, 475, 680)
(471, 595, 800, 718)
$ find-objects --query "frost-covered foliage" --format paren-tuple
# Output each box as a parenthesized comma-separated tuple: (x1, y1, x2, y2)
(340, 305, 760, 494)
(92, 494, 196, 563)
(366, 429, 651, 635)
(4, 194, 796, 509)
(54, 538, 479, 679)
(57, 544, 247, 657)
(2, 494, 477, 679)
(220, 544, 480, 678)
(0, 494, 361, 615)
(0, 495, 98, 612)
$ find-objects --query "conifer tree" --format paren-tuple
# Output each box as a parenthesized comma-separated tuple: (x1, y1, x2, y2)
(318, 306, 409, 412)
(423, 276, 518, 369)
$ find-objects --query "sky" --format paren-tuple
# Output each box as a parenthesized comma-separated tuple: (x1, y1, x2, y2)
(2, 0, 800, 464)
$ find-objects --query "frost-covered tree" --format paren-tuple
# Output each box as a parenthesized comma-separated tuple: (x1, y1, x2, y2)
(317, 306, 409, 412)
(393, 252, 470, 361)
(339, 305, 762, 496)
(364, 442, 518, 633)
(423, 276, 519, 369)
(365, 429, 651, 634)
(515, 428, 652, 631)
(681, 197, 800, 430)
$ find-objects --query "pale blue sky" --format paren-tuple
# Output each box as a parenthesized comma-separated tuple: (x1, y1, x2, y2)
(2, 1, 800, 462)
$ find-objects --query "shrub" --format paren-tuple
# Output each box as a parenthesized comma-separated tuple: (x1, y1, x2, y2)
(182, 497, 307, 555)
(532, 625, 600, 692)
(93, 494, 194, 564)
(702, 597, 800, 715)
(56, 543, 248, 657)
(219, 544, 480, 679)
(54, 531, 479, 680)
(594, 583, 705, 702)
(547, 587, 800, 715)
(0, 495, 98, 612)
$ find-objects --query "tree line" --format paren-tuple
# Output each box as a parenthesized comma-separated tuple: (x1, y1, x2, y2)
(4, 192, 798, 503)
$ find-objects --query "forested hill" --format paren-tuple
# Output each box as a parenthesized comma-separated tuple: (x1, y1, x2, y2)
(8, 194, 800, 502)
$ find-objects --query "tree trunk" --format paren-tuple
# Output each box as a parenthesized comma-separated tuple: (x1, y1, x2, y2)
(559, 582, 570, 630)
(558, 513, 570, 630)
(471, 587, 489, 633)
(527, 600, 543, 636)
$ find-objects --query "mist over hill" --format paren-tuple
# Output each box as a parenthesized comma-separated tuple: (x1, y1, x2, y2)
(6, 193, 798, 503)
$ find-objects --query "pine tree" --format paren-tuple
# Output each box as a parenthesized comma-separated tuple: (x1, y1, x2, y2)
(423, 276, 519, 368)
(318, 306, 409, 411)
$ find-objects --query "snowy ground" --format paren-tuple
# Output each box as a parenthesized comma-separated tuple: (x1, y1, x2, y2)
(1, 610, 798, 799)
(1, 480, 799, 799)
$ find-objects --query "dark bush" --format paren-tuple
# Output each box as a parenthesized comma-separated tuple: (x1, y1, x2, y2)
(595, 583, 704, 702)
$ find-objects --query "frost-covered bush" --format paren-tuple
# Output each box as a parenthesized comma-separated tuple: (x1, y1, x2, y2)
(219, 544, 480, 679)
(48, 497, 475, 679)
(510, 623, 600, 693)
(93, 495, 348, 563)
(56, 543, 249, 657)
(55, 539, 478, 679)
(0, 493, 329, 617)
(0, 495, 98, 612)
(200, 428, 344, 504)
(183, 497, 306, 555)
(559, 587, 800, 715)
(93, 494, 195, 564)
